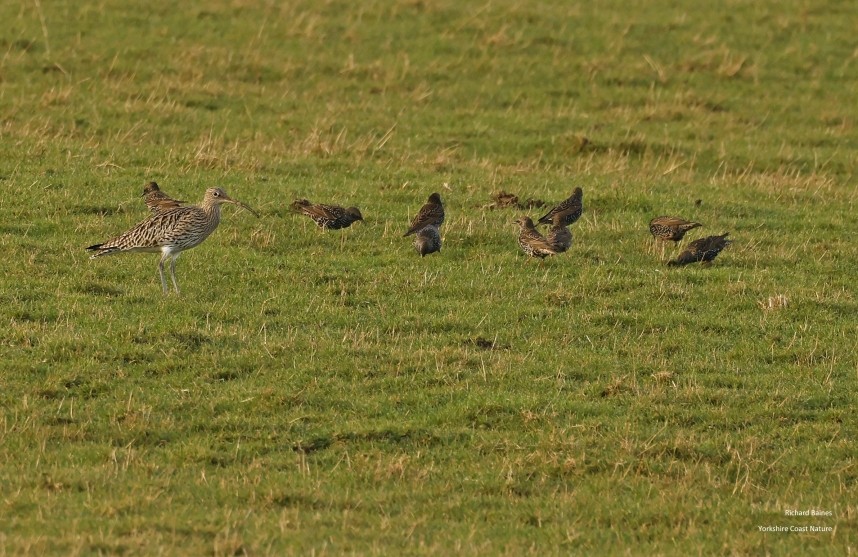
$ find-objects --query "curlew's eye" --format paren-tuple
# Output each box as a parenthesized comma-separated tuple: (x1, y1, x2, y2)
(213, 190, 220, 197)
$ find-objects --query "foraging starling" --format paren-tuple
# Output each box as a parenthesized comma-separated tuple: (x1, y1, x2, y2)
(414, 225, 441, 257)
(404, 192, 444, 236)
(668, 232, 732, 266)
(515, 216, 558, 258)
(142, 182, 186, 213)
(290, 199, 363, 230)
(537, 187, 583, 226)
(546, 214, 573, 253)
(649, 216, 702, 242)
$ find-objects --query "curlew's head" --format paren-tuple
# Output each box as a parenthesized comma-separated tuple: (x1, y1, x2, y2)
(346, 207, 364, 220)
(204, 188, 260, 217)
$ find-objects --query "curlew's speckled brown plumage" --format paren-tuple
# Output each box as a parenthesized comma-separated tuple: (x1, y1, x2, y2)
(649, 216, 702, 242)
(290, 199, 363, 230)
(515, 216, 558, 259)
(538, 187, 583, 226)
(668, 232, 732, 266)
(87, 188, 259, 294)
(546, 214, 573, 253)
(414, 225, 441, 257)
(404, 193, 444, 236)
(142, 182, 186, 213)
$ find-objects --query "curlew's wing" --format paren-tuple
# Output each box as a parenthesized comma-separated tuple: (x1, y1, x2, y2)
(88, 207, 197, 255)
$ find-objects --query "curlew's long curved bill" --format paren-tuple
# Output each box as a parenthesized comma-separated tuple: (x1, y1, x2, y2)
(223, 194, 260, 218)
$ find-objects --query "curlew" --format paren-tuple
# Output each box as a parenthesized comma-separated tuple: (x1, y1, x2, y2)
(537, 187, 583, 226)
(413, 225, 442, 257)
(667, 233, 732, 267)
(514, 216, 558, 259)
(404, 193, 444, 236)
(142, 182, 186, 213)
(87, 188, 258, 294)
(290, 199, 363, 230)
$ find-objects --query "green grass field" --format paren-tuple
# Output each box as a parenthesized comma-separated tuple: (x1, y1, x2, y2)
(1, 0, 856, 554)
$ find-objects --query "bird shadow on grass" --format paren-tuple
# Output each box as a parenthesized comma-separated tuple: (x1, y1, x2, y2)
(77, 283, 124, 297)
(72, 205, 124, 216)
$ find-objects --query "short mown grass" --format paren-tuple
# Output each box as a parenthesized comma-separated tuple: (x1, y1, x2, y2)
(1, 0, 856, 555)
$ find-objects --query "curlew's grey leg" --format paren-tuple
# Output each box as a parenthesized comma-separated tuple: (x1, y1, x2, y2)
(170, 253, 181, 294)
(158, 253, 170, 294)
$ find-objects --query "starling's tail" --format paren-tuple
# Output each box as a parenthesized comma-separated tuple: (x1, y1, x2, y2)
(290, 199, 311, 212)
(86, 244, 121, 258)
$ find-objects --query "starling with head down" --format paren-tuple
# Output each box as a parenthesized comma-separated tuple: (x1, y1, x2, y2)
(291, 199, 363, 230)
(546, 214, 573, 253)
(142, 182, 186, 213)
(414, 225, 441, 257)
(515, 216, 558, 259)
(649, 216, 702, 242)
(404, 193, 444, 236)
(537, 187, 583, 226)
(668, 233, 732, 266)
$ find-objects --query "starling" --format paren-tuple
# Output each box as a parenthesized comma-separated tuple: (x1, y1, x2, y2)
(404, 192, 444, 236)
(290, 199, 363, 230)
(537, 187, 583, 226)
(142, 182, 186, 213)
(546, 214, 573, 253)
(515, 216, 558, 258)
(414, 225, 441, 257)
(668, 232, 732, 266)
(649, 216, 702, 242)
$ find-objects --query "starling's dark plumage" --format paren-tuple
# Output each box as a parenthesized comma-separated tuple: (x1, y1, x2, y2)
(546, 214, 573, 253)
(668, 233, 732, 266)
(515, 216, 558, 258)
(537, 187, 583, 226)
(291, 199, 363, 230)
(142, 182, 186, 213)
(404, 193, 444, 236)
(414, 225, 441, 257)
(649, 216, 702, 242)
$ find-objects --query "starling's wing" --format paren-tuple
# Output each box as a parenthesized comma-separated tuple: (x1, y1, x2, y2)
(654, 216, 693, 227)
(538, 188, 582, 225)
(305, 204, 342, 221)
(522, 229, 558, 255)
(404, 203, 444, 236)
